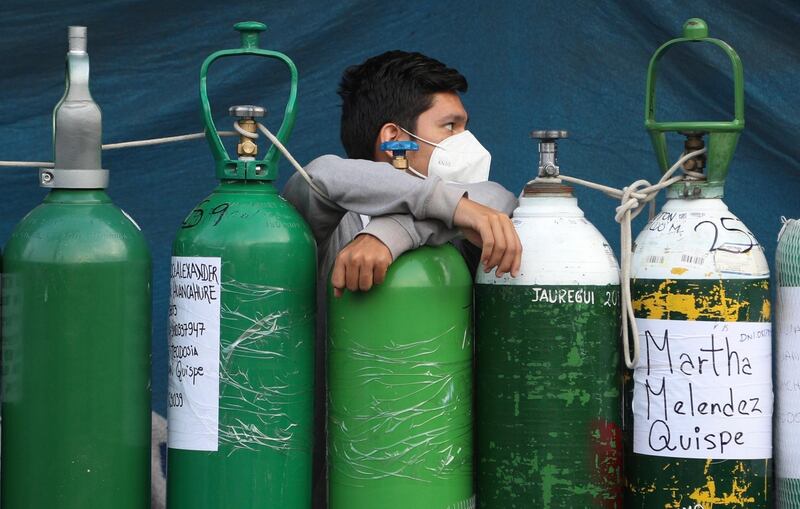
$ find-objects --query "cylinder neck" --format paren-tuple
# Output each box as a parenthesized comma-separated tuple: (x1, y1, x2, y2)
(516, 193, 583, 218)
(68, 26, 87, 53)
(523, 180, 573, 197)
(217, 179, 277, 193)
(43, 189, 111, 204)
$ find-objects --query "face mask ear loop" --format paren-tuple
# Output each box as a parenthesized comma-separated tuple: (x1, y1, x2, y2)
(398, 126, 442, 148)
(406, 166, 427, 179)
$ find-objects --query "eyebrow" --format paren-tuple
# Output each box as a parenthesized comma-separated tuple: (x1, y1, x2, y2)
(439, 113, 468, 123)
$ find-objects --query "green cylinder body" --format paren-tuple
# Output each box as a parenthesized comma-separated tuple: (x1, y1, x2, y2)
(473, 193, 622, 508)
(776, 219, 800, 507)
(475, 284, 622, 508)
(625, 278, 771, 508)
(167, 181, 316, 509)
(624, 199, 772, 508)
(1, 190, 152, 508)
(328, 245, 474, 509)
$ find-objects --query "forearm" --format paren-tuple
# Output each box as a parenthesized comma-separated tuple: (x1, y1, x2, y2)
(446, 181, 518, 215)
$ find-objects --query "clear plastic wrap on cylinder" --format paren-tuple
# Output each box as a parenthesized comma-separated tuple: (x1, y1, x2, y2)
(327, 141, 474, 509)
(166, 22, 316, 509)
(776, 218, 800, 507)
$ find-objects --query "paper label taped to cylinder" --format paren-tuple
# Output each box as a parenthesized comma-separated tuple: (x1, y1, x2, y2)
(777, 286, 800, 477)
(633, 318, 773, 459)
(167, 256, 222, 451)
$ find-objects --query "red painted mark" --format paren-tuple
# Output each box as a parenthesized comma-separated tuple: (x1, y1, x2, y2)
(590, 418, 623, 508)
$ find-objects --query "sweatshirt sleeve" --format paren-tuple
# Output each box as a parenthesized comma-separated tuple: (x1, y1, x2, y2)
(357, 180, 520, 258)
(357, 214, 463, 261)
(281, 154, 466, 243)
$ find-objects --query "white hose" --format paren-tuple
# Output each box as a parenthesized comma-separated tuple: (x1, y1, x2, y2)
(560, 148, 707, 369)
(1, 124, 336, 207)
(228, 121, 337, 208)
(0, 161, 55, 168)
(102, 131, 237, 150)
(0, 130, 239, 168)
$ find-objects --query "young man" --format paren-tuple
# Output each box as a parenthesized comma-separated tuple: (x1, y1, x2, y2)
(282, 50, 521, 508)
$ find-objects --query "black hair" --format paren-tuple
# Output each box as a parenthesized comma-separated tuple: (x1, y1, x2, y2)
(337, 50, 468, 160)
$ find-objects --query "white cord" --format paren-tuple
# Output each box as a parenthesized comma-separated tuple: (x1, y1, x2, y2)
(0, 161, 55, 168)
(0, 130, 239, 168)
(238, 121, 338, 208)
(778, 216, 793, 242)
(559, 148, 707, 369)
(102, 131, 237, 149)
(1, 123, 338, 207)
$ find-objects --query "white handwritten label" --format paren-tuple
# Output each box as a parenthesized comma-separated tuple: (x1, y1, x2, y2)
(777, 286, 800, 477)
(167, 256, 221, 451)
(633, 318, 773, 460)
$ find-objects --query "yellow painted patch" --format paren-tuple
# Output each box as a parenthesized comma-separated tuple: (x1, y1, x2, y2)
(627, 481, 657, 495)
(686, 461, 755, 508)
(671, 267, 689, 275)
(760, 299, 771, 321)
(633, 280, 748, 322)
(703, 458, 712, 475)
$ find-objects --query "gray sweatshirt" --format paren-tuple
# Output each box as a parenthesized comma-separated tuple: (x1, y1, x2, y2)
(281, 154, 517, 509)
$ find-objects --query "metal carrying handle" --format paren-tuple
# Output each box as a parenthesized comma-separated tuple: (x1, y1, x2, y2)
(645, 18, 744, 185)
(200, 21, 299, 181)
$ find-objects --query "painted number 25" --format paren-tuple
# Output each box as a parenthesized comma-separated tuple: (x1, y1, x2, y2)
(693, 216, 755, 254)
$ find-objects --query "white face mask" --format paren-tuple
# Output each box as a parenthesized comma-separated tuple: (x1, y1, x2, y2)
(399, 127, 491, 183)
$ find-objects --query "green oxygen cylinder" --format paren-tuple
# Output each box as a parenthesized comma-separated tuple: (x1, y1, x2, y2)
(328, 141, 475, 509)
(1, 26, 152, 508)
(166, 22, 316, 509)
(624, 19, 772, 508)
(776, 218, 800, 507)
(475, 132, 622, 508)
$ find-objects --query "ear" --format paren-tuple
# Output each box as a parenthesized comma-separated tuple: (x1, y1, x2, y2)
(373, 123, 402, 161)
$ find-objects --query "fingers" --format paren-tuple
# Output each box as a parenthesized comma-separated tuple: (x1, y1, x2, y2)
(485, 215, 507, 273)
(477, 214, 521, 278)
(511, 225, 523, 277)
(332, 256, 346, 298)
(478, 221, 495, 269)
(454, 198, 523, 277)
(345, 253, 362, 293)
(496, 215, 519, 277)
(357, 255, 374, 292)
(373, 258, 389, 286)
(332, 235, 393, 296)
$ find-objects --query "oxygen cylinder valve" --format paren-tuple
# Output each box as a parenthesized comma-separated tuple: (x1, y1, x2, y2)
(530, 130, 568, 178)
(524, 130, 573, 196)
(381, 141, 419, 170)
(229, 105, 266, 160)
(44, 26, 108, 189)
(679, 130, 707, 177)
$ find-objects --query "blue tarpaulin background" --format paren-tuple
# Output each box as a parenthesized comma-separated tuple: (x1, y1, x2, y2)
(1, 0, 798, 419)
